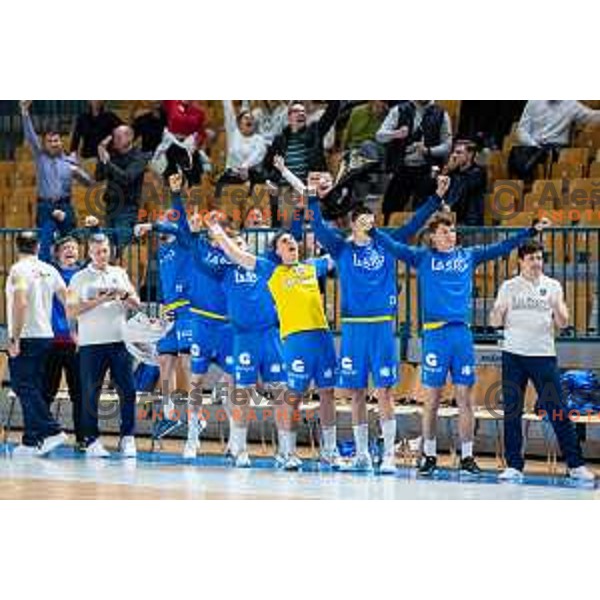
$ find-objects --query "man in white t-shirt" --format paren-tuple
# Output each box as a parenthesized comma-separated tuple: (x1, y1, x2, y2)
(67, 234, 141, 458)
(5, 232, 69, 456)
(490, 240, 595, 482)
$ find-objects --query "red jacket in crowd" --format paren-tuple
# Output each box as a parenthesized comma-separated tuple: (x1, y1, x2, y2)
(162, 101, 207, 146)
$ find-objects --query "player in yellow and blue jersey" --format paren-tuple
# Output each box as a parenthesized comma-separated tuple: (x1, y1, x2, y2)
(205, 212, 339, 471)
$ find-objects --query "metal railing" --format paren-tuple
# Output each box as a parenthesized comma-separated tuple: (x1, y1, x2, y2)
(0, 226, 598, 342)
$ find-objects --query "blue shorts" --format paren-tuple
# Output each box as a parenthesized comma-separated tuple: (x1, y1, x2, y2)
(421, 323, 476, 388)
(338, 320, 398, 389)
(283, 330, 337, 393)
(190, 318, 234, 376)
(157, 325, 179, 355)
(234, 327, 286, 386)
(175, 315, 193, 354)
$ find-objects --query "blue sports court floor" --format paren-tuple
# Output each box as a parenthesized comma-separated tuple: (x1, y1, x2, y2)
(0, 443, 598, 499)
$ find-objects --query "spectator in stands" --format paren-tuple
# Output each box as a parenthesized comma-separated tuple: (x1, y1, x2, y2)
(305, 101, 336, 151)
(376, 100, 452, 224)
(265, 101, 342, 183)
(445, 140, 487, 226)
(264, 101, 341, 226)
(343, 101, 388, 154)
(152, 100, 208, 185)
(70, 101, 122, 160)
(96, 125, 148, 249)
(131, 101, 166, 154)
(215, 100, 267, 198)
(243, 101, 289, 145)
(510, 100, 600, 181)
(341, 101, 389, 203)
(20, 100, 93, 236)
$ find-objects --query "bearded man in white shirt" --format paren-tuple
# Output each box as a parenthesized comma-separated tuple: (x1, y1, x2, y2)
(490, 239, 595, 482)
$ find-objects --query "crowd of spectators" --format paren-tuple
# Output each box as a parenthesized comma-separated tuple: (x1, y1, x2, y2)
(19, 100, 600, 249)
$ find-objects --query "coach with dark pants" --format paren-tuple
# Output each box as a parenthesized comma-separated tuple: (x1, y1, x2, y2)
(6, 232, 69, 456)
(490, 240, 594, 482)
(39, 223, 88, 445)
(68, 234, 141, 458)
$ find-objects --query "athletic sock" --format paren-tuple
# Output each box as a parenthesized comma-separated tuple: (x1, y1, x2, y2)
(461, 441, 473, 459)
(322, 426, 337, 453)
(353, 423, 369, 456)
(381, 419, 397, 456)
(164, 397, 176, 420)
(424, 438, 437, 457)
(288, 431, 297, 455)
(278, 429, 289, 456)
(234, 424, 248, 454)
(187, 404, 200, 442)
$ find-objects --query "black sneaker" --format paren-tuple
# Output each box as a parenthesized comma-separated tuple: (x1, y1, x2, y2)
(418, 455, 437, 476)
(460, 456, 482, 476)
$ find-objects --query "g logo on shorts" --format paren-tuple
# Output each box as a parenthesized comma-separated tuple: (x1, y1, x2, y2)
(425, 353, 438, 368)
(341, 357, 353, 371)
(291, 359, 305, 373)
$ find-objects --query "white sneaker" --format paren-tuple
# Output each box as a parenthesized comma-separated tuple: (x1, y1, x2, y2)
(274, 452, 287, 468)
(320, 449, 343, 469)
(284, 454, 303, 471)
(12, 444, 39, 458)
(38, 432, 68, 456)
(569, 465, 596, 482)
(498, 467, 524, 482)
(234, 451, 251, 468)
(351, 453, 373, 472)
(380, 453, 397, 475)
(85, 439, 110, 458)
(119, 436, 137, 458)
(182, 440, 199, 459)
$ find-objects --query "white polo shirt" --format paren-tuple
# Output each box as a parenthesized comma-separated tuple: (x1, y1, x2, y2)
(68, 264, 135, 346)
(5, 255, 65, 339)
(495, 274, 563, 357)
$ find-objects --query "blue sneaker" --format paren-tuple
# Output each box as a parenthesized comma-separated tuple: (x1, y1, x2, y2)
(152, 418, 182, 440)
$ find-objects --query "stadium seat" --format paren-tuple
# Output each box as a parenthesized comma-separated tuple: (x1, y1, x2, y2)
(559, 147, 590, 166)
(551, 162, 585, 179)
(568, 178, 600, 209)
(531, 178, 566, 198)
(589, 161, 600, 178)
(574, 124, 600, 155)
(523, 192, 555, 213)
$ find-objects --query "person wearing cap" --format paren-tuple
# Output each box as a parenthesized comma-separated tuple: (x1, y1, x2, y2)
(67, 233, 141, 458)
(5, 232, 69, 456)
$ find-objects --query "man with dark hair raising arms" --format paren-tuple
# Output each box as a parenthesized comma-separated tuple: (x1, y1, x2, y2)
(365, 214, 551, 476)
(490, 240, 595, 482)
